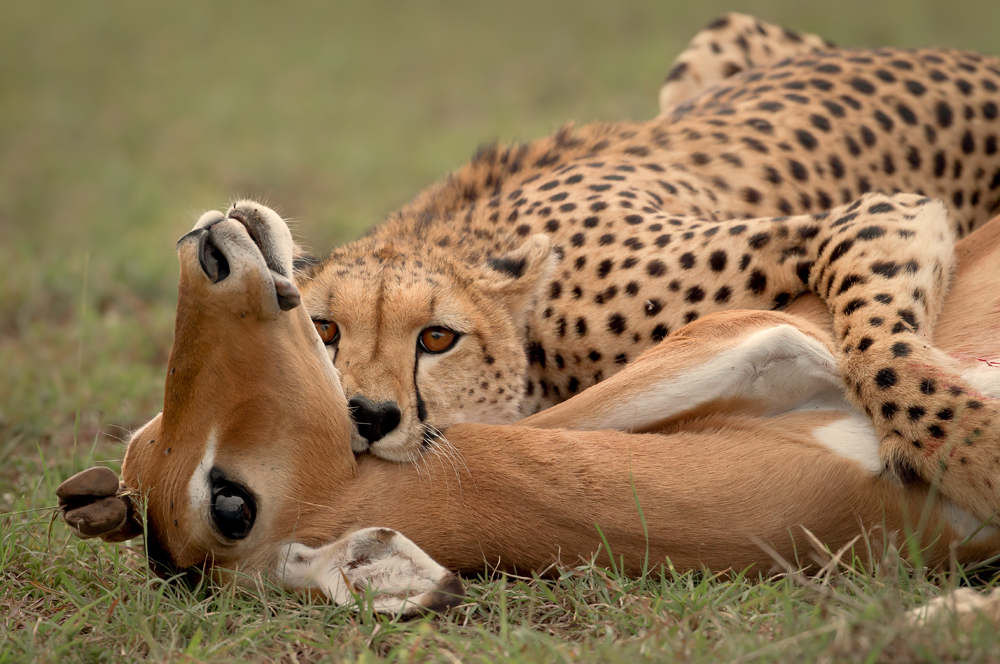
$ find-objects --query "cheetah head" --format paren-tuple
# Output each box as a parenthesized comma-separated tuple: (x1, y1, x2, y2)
(299, 234, 556, 461)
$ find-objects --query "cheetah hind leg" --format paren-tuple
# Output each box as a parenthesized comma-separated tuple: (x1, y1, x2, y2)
(658, 13, 833, 114)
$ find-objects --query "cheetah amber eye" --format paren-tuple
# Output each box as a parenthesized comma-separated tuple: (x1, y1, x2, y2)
(209, 470, 256, 540)
(314, 320, 339, 345)
(419, 326, 460, 354)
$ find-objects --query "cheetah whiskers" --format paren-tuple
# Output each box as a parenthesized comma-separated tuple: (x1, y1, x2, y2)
(421, 424, 477, 496)
(403, 444, 430, 486)
(412, 423, 458, 489)
(427, 424, 476, 491)
(420, 424, 458, 494)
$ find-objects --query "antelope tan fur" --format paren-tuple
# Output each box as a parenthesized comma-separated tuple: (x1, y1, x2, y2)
(60, 202, 1000, 617)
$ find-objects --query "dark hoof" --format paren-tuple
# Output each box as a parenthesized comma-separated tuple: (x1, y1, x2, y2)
(64, 496, 128, 538)
(57, 467, 120, 506)
(409, 574, 465, 617)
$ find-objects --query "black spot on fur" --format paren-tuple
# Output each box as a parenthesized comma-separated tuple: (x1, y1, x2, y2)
(789, 160, 809, 181)
(891, 342, 911, 357)
(487, 256, 526, 279)
(747, 269, 767, 294)
(828, 239, 855, 263)
(856, 226, 886, 241)
(709, 250, 727, 272)
(936, 102, 954, 128)
(850, 77, 876, 94)
(526, 342, 546, 367)
(647, 260, 667, 276)
(842, 298, 867, 316)
(796, 261, 813, 285)
(875, 367, 898, 388)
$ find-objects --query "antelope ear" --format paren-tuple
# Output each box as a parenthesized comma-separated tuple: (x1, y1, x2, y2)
(275, 527, 464, 616)
(478, 234, 557, 325)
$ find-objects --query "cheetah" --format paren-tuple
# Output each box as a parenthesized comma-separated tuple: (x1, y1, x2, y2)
(298, 15, 1000, 521)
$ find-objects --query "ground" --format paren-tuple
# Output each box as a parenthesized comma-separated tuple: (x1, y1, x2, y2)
(4, 1, 1000, 661)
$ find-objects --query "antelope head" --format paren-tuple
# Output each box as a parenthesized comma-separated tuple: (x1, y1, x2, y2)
(59, 202, 463, 615)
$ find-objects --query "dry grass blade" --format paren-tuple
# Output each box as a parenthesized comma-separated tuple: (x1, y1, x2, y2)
(748, 533, 866, 611)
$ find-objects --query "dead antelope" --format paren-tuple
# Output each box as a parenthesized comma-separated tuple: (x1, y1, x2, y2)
(59, 202, 1000, 617)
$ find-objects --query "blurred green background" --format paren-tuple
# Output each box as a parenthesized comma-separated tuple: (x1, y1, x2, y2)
(3, 0, 1000, 494)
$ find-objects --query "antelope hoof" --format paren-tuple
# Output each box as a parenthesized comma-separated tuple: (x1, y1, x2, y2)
(57, 466, 120, 506)
(64, 496, 128, 538)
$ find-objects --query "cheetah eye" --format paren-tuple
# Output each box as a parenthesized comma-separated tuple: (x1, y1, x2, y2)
(419, 327, 460, 354)
(313, 320, 339, 345)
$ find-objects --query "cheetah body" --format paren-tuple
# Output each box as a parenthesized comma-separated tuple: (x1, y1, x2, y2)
(300, 15, 1000, 475)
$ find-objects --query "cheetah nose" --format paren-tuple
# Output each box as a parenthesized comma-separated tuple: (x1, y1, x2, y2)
(348, 395, 402, 443)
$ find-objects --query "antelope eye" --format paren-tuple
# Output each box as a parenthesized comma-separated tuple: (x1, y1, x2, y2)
(419, 326, 460, 354)
(209, 470, 256, 540)
(313, 320, 339, 345)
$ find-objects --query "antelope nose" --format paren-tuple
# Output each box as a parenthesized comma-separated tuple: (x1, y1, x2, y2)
(348, 395, 402, 443)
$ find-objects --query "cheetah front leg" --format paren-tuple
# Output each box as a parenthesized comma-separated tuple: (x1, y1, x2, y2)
(659, 13, 833, 114)
(804, 195, 1000, 522)
(646, 191, 1000, 521)
(597, 191, 989, 515)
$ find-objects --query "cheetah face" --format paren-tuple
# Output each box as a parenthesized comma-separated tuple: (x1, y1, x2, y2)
(300, 235, 555, 462)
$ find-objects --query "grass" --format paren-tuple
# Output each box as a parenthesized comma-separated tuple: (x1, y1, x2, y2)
(6, 513, 1000, 663)
(4, 0, 1000, 660)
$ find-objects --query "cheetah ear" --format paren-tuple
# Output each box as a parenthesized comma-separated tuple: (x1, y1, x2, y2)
(292, 255, 321, 281)
(291, 242, 322, 283)
(478, 234, 558, 324)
